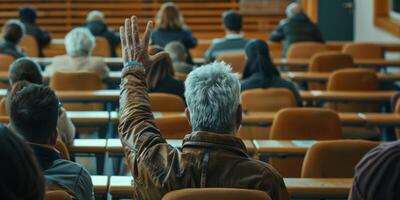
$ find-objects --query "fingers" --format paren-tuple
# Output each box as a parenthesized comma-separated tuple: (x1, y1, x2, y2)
(150, 52, 169, 64)
(131, 16, 140, 49)
(124, 18, 133, 60)
(142, 21, 153, 50)
(119, 26, 129, 63)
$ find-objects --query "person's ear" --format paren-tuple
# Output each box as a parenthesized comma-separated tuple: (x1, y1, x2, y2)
(182, 53, 188, 62)
(49, 129, 58, 146)
(235, 104, 242, 132)
(185, 108, 192, 127)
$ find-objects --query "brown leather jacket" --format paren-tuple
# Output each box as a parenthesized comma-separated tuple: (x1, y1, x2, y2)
(118, 66, 289, 200)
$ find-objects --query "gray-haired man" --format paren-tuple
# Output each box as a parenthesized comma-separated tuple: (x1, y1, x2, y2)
(118, 16, 289, 200)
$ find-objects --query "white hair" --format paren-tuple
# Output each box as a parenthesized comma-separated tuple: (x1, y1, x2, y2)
(4, 19, 26, 35)
(165, 41, 186, 63)
(286, 2, 302, 18)
(184, 62, 240, 133)
(64, 27, 95, 57)
(87, 10, 104, 22)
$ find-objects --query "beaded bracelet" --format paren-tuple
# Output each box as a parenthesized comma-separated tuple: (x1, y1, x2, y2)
(124, 61, 144, 68)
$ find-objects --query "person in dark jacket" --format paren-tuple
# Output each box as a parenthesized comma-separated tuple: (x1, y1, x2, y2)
(19, 6, 51, 57)
(151, 2, 197, 64)
(0, 19, 25, 59)
(269, 2, 323, 57)
(204, 10, 249, 62)
(350, 140, 400, 200)
(241, 40, 302, 106)
(84, 10, 120, 57)
(147, 46, 185, 100)
(8, 82, 94, 200)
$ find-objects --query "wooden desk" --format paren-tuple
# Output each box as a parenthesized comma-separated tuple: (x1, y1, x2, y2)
(108, 176, 351, 198)
(69, 139, 107, 154)
(107, 138, 257, 155)
(91, 175, 109, 195)
(282, 72, 400, 83)
(254, 140, 316, 154)
(274, 58, 400, 68)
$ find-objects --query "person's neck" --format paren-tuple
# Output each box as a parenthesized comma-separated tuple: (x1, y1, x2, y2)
(225, 30, 242, 36)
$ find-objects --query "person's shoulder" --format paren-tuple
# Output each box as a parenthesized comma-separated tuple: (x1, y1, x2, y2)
(212, 38, 226, 44)
(46, 159, 91, 178)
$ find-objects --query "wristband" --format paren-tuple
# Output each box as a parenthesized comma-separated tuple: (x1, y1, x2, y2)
(124, 61, 143, 68)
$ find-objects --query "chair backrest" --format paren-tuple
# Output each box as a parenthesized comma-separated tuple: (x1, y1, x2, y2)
(309, 52, 354, 72)
(287, 42, 328, 59)
(44, 190, 72, 200)
(0, 53, 15, 71)
(301, 140, 378, 178)
(55, 139, 70, 160)
(327, 68, 379, 91)
(92, 37, 112, 57)
(342, 43, 383, 59)
(270, 108, 342, 140)
(149, 93, 186, 112)
(162, 188, 272, 200)
(241, 88, 297, 112)
(19, 35, 39, 57)
(49, 72, 103, 91)
(216, 52, 246, 73)
(155, 115, 191, 139)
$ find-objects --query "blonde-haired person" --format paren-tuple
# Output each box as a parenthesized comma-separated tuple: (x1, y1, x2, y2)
(44, 27, 109, 79)
(151, 2, 197, 64)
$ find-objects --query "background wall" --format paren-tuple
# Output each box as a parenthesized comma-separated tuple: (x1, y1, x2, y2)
(354, 0, 400, 42)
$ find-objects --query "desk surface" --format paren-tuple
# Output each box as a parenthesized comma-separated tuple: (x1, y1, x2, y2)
(91, 175, 109, 195)
(274, 58, 400, 68)
(107, 176, 352, 197)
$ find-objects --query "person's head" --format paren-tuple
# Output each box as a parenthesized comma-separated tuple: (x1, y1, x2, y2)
(0, 124, 45, 200)
(8, 82, 59, 146)
(146, 46, 175, 89)
(243, 40, 280, 81)
(1, 19, 25, 44)
(350, 140, 400, 200)
(184, 62, 242, 134)
(64, 27, 96, 57)
(19, 6, 37, 24)
(87, 10, 105, 23)
(286, 2, 303, 18)
(222, 10, 242, 34)
(164, 41, 187, 63)
(8, 57, 43, 85)
(155, 2, 184, 30)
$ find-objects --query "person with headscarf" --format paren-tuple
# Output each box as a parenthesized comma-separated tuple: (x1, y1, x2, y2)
(350, 140, 400, 200)
(240, 40, 302, 106)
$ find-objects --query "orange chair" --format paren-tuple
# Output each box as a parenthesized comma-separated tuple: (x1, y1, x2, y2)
(308, 52, 354, 90)
(241, 88, 297, 112)
(342, 43, 383, 59)
(44, 190, 72, 200)
(55, 139, 70, 160)
(174, 72, 187, 81)
(92, 37, 111, 57)
(269, 108, 342, 177)
(149, 93, 186, 112)
(162, 188, 271, 200)
(286, 42, 328, 72)
(19, 35, 39, 57)
(155, 115, 191, 139)
(301, 140, 378, 178)
(395, 98, 400, 139)
(216, 52, 246, 73)
(0, 53, 15, 71)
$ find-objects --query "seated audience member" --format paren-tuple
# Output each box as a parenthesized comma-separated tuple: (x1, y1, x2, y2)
(0, 58, 75, 146)
(19, 6, 51, 57)
(0, 124, 45, 200)
(8, 82, 94, 200)
(164, 41, 193, 74)
(204, 10, 249, 62)
(147, 46, 185, 100)
(350, 140, 400, 200)
(118, 16, 289, 200)
(241, 40, 302, 106)
(269, 2, 323, 57)
(44, 27, 109, 79)
(84, 10, 119, 57)
(151, 2, 197, 64)
(0, 19, 25, 59)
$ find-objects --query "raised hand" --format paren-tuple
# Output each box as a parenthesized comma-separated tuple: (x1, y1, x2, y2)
(119, 16, 168, 68)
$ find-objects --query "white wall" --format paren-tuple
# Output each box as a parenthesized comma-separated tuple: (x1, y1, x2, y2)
(354, 0, 400, 42)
